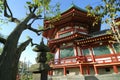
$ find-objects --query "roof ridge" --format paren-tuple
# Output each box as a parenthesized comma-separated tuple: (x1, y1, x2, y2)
(61, 4, 87, 14)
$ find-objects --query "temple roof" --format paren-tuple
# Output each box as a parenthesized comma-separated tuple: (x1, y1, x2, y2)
(48, 32, 88, 44)
(43, 4, 101, 39)
(115, 17, 120, 22)
(48, 29, 115, 52)
(61, 4, 87, 15)
(90, 29, 109, 37)
(75, 29, 114, 47)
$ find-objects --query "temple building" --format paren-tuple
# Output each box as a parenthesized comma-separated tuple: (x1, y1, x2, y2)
(43, 4, 120, 80)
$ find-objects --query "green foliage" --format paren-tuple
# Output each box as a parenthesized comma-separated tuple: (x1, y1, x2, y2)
(45, 2, 61, 21)
(26, 0, 61, 23)
(38, 25, 43, 30)
(86, 0, 120, 25)
(29, 63, 39, 71)
(0, 48, 3, 55)
(0, 1, 3, 13)
(26, 0, 51, 15)
(19, 61, 33, 80)
(0, 1, 7, 23)
(46, 52, 54, 63)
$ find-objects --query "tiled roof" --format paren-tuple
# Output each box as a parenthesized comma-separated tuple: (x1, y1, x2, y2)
(61, 4, 87, 14)
(90, 29, 110, 37)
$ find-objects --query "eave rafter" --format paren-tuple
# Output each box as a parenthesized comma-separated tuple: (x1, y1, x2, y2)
(75, 34, 115, 47)
(48, 33, 89, 52)
(49, 32, 87, 44)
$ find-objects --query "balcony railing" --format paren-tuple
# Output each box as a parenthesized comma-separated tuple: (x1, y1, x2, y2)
(52, 56, 88, 65)
(48, 53, 120, 67)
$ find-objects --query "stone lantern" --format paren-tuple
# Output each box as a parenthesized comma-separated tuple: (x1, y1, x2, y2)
(33, 38, 50, 80)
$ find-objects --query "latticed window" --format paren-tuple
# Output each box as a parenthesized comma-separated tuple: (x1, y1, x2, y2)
(59, 32, 71, 38)
(93, 45, 110, 55)
(83, 49, 90, 56)
(60, 47, 74, 58)
(113, 43, 120, 53)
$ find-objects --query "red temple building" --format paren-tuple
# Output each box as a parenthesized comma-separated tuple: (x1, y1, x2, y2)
(43, 5, 120, 80)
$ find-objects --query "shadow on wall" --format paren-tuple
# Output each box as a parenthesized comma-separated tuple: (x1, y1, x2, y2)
(85, 76, 99, 80)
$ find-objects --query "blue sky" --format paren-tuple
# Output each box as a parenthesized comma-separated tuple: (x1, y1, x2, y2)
(0, 0, 109, 64)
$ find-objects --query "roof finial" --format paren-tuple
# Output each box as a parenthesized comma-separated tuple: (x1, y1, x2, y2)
(71, 0, 74, 5)
(71, 0, 75, 7)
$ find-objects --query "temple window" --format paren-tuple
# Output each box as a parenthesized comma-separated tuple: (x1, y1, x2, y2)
(105, 68, 110, 72)
(75, 26, 79, 28)
(59, 32, 71, 38)
(74, 25, 88, 34)
(61, 43, 73, 48)
(60, 47, 74, 58)
(80, 27, 85, 30)
(113, 43, 120, 53)
(65, 26, 71, 29)
(66, 70, 69, 74)
(60, 28, 64, 31)
(60, 26, 71, 31)
(82, 49, 90, 56)
(93, 45, 111, 55)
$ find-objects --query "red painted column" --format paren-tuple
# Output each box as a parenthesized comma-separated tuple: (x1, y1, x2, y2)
(48, 70, 53, 76)
(86, 66, 90, 75)
(75, 46, 78, 56)
(63, 67, 66, 76)
(58, 48, 60, 64)
(80, 48, 83, 56)
(113, 65, 118, 73)
(94, 66, 99, 75)
(89, 48, 95, 62)
(79, 64, 84, 75)
(109, 44, 118, 62)
(48, 71, 50, 75)
(89, 47, 99, 75)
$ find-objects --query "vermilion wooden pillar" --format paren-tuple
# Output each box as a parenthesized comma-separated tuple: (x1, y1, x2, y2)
(86, 66, 90, 75)
(113, 65, 118, 73)
(109, 44, 118, 62)
(79, 64, 84, 75)
(58, 48, 60, 64)
(80, 48, 83, 56)
(94, 66, 98, 75)
(48, 71, 50, 75)
(89, 48, 95, 62)
(48, 70, 53, 75)
(50, 70, 53, 75)
(89, 48, 98, 75)
(75, 46, 78, 56)
(63, 67, 66, 76)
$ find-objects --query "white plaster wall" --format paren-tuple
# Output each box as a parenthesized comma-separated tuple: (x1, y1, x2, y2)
(77, 47, 81, 56)
(54, 49, 59, 64)
(117, 66, 120, 72)
(53, 69, 63, 76)
(99, 68, 113, 74)
(89, 67, 95, 75)
(66, 68, 80, 76)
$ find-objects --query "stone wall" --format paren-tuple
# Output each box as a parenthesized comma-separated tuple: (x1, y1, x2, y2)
(49, 73, 120, 80)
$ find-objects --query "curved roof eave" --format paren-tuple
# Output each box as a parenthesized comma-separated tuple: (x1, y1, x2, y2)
(61, 4, 87, 15)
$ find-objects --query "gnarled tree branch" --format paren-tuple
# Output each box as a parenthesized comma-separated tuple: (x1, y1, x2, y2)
(17, 38, 32, 55)
(28, 5, 38, 13)
(3, 0, 20, 23)
(0, 37, 6, 44)
(27, 24, 54, 35)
